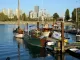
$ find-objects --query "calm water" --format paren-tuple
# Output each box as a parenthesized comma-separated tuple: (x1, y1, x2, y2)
(0, 24, 79, 60)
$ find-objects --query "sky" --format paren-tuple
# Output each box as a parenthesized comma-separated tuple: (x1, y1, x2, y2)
(0, 0, 80, 17)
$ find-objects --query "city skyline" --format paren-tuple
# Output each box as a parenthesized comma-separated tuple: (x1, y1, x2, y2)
(0, 0, 80, 17)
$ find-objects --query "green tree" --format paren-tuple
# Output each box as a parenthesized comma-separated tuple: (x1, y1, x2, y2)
(53, 13, 59, 20)
(72, 9, 76, 22)
(22, 13, 27, 21)
(65, 9, 70, 21)
(14, 15, 18, 21)
(0, 12, 8, 21)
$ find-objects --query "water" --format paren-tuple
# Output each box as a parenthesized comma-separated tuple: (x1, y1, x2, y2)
(0, 24, 79, 60)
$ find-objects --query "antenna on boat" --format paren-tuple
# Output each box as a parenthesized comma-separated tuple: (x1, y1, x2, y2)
(18, 0, 20, 27)
(41, 0, 44, 25)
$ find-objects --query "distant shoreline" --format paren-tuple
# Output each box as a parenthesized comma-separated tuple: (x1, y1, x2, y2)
(0, 21, 53, 24)
(0, 21, 74, 25)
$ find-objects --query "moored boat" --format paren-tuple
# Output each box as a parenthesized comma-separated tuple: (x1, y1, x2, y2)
(13, 26, 24, 38)
(23, 23, 55, 49)
(13, 0, 24, 38)
(66, 48, 80, 59)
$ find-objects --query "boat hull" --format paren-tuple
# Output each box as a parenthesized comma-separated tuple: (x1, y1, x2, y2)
(23, 34, 42, 48)
(66, 48, 80, 59)
(14, 33, 24, 38)
(23, 39, 47, 57)
(76, 34, 80, 36)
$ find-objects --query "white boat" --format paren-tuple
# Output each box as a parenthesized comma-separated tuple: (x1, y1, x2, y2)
(76, 32, 80, 37)
(76, 34, 80, 36)
(14, 33, 24, 38)
(76, 29, 80, 36)
(13, 0, 24, 38)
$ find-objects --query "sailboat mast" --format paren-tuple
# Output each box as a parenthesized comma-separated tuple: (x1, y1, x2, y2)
(18, 0, 20, 27)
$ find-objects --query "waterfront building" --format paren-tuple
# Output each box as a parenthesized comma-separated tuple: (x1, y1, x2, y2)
(33, 12, 38, 18)
(15, 9, 22, 18)
(29, 11, 33, 18)
(34, 6, 39, 18)
(29, 6, 51, 19)
(8, 9, 14, 18)
(34, 6, 39, 13)
(2, 8, 7, 15)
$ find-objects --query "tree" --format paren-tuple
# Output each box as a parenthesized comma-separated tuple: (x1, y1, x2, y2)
(53, 13, 59, 20)
(72, 9, 76, 22)
(65, 9, 70, 21)
(14, 15, 18, 21)
(0, 12, 8, 21)
(22, 13, 27, 21)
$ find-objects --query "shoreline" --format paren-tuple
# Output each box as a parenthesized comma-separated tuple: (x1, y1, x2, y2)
(0, 21, 53, 24)
(0, 21, 74, 25)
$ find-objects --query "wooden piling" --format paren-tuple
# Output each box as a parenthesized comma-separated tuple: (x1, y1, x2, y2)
(27, 23, 29, 35)
(61, 22, 65, 53)
(37, 22, 39, 30)
(27, 23, 28, 30)
(52, 23, 54, 30)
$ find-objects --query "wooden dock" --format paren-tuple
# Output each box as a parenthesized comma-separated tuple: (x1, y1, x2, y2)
(53, 42, 80, 52)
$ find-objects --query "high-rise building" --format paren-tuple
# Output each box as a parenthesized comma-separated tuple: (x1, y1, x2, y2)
(29, 11, 32, 18)
(15, 9, 22, 18)
(34, 6, 39, 13)
(2, 8, 7, 15)
(8, 9, 14, 18)
(33, 12, 38, 18)
(34, 6, 39, 17)
(29, 11, 33, 18)
(29, 10, 38, 18)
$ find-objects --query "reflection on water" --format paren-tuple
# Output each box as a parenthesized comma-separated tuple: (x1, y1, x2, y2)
(64, 33, 76, 43)
(16, 38, 24, 44)
(23, 40, 45, 58)
(0, 24, 80, 60)
(54, 53, 65, 60)
(18, 43, 20, 60)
